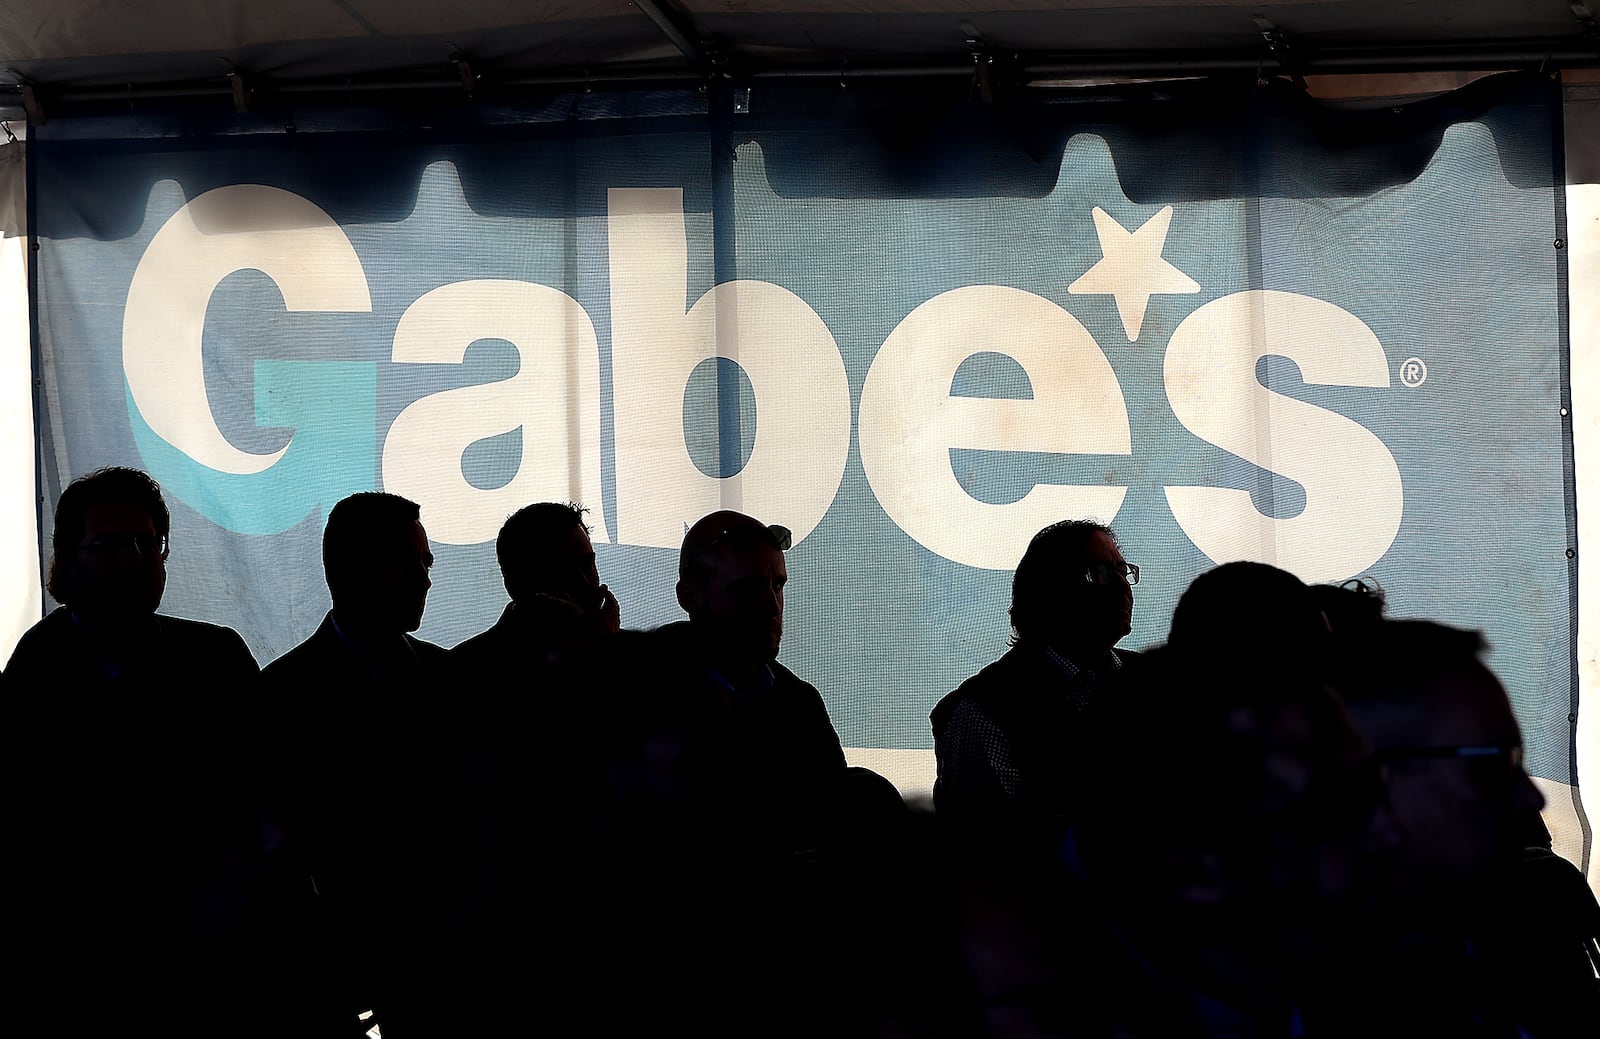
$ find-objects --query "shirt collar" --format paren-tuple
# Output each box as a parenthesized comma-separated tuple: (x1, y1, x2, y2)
(329, 610, 418, 680)
(707, 660, 776, 696)
(1043, 645, 1123, 681)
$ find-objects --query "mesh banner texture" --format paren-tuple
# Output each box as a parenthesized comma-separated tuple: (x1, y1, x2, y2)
(28, 74, 1578, 797)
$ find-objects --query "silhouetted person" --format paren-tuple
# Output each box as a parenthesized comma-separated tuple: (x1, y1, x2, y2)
(5, 467, 281, 1036)
(264, 491, 445, 686)
(930, 519, 1139, 822)
(5, 465, 258, 684)
(565, 509, 903, 1037)
(581, 509, 904, 851)
(1329, 620, 1599, 1037)
(1058, 644, 1403, 1038)
(1312, 580, 1564, 850)
(452, 500, 619, 676)
(410, 501, 623, 1033)
(259, 492, 454, 1037)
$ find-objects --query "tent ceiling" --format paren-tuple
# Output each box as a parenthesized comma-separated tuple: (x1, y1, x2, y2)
(2, 1, 1596, 117)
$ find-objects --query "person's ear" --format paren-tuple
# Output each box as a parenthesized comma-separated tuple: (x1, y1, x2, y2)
(45, 554, 70, 605)
(676, 578, 700, 617)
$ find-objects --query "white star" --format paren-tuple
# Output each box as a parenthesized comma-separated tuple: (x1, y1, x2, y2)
(1068, 206, 1200, 341)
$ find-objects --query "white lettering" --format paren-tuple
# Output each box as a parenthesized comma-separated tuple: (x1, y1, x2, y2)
(381, 280, 609, 546)
(607, 188, 850, 547)
(1163, 289, 1403, 584)
(858, 286, 1131, 570)
(123, 184, 370, 474)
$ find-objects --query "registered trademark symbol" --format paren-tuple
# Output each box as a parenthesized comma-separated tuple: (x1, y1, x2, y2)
(1399, 356, 1428, 388)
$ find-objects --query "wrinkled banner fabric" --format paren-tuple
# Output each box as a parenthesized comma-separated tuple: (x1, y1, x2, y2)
(28, 73, 1580, 842)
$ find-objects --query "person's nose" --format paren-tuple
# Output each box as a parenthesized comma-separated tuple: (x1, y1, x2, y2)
(1361, 796, 1407, 858)
(1511, 767, 1545, 817)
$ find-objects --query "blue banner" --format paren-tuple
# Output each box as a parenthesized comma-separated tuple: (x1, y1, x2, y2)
(29, 75, 1576, 782)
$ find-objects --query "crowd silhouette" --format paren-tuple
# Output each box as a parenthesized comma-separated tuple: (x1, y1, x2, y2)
(4, 465, 1597, 1038)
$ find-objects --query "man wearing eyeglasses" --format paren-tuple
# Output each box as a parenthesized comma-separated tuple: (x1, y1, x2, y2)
(6, 466, 279, 1037)
(1322, 619, 1599, 1036)
(930, 518, 1140, 823)
(4, 465, 258, 684)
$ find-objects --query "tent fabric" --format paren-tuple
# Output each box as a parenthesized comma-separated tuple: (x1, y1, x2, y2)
(3, 6, 1595, 885)
(23, 72, 1586, 869)
(1, 1, 1594, 102)
(0, 139, 37, 669)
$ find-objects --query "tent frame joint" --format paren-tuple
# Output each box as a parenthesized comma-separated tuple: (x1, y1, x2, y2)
(1253, 15, 1308, 91)
(227, 68, 251, 113)
(1571, 3, 1600, 48)
(635, 0, 720, 79)
(18, 81, 44, 125)
(450, 49, 479, 99)
(963, 22, 1002, 103)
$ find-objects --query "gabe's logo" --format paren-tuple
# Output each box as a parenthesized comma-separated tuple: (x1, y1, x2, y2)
(124, 184, 1402, 585)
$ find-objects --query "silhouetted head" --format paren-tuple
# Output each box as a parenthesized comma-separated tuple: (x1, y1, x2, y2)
(323, 492, 433, 634)
(1009, 519, 1134, 661)
(47, 466, 171, 622)
(1168, 560, 1328, 660)
(1076, 644, 1400, 991)
(497, 501, 602, 611)
(677, 510, 791, 670)
(1330, 620, 1545, 901)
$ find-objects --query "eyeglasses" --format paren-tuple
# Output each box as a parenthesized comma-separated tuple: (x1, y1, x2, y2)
(1081, 561, 1139, 586)
(704, 524, 792, 554)
(1339, 575, 1385, 597)
(1377, 744, 1523, 765)
(77, 533, 169, 561)
(1376, 744, 1525, 784)
(685, 522, 792, 576)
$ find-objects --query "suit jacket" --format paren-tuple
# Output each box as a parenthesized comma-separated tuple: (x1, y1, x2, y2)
(4, 604, 259, 689)
(451, 596, 603, 680)
(262, 610, 450, 688)
(5, 607, 290, 1035)
(258, 611, 455, 876)
(259, 612, 458, 1031)
(550, 622, 864, 1039)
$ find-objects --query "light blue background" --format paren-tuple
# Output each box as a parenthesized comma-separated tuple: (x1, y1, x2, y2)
(30, 79, 1575, 777)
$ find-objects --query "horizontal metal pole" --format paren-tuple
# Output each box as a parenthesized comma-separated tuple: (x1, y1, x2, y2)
(751, 64, 975, 80)
(13, 84, 233, 101)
